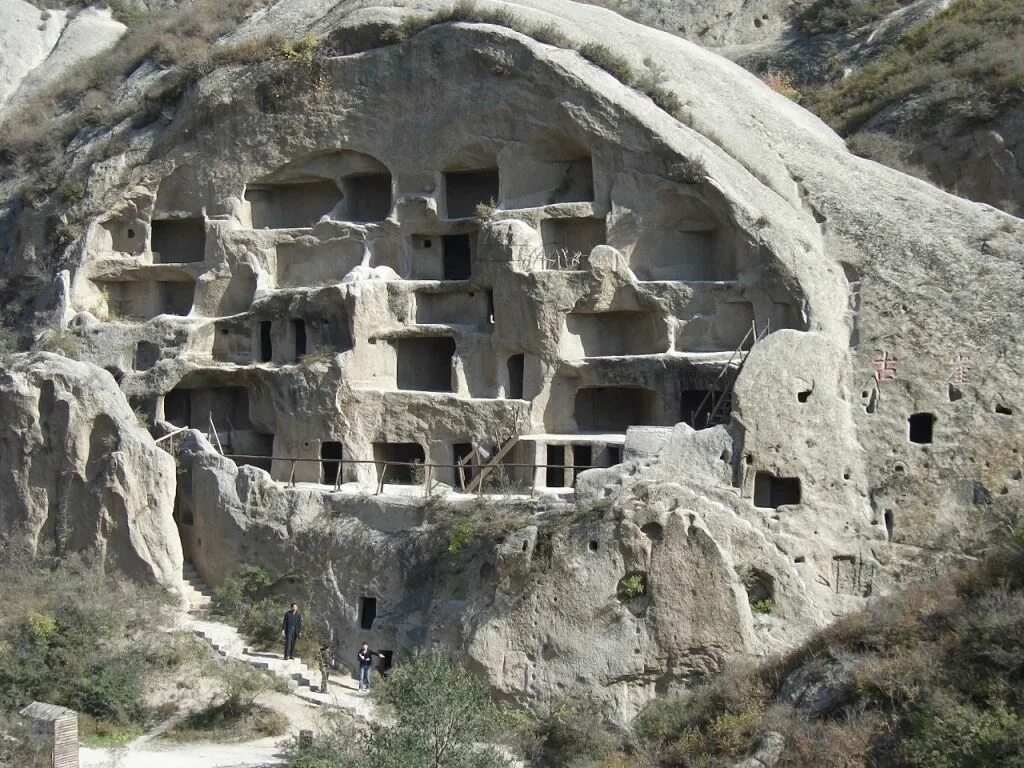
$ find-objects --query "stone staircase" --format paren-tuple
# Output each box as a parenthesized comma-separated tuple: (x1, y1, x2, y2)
(180, 563, 374, 723)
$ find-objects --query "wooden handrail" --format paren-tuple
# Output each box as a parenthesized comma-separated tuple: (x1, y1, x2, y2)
(154, 426, 189, 443)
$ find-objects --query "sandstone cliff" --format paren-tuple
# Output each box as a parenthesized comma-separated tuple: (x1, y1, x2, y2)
(0, 0, 1020, 723)
(0, 353, 183, 595)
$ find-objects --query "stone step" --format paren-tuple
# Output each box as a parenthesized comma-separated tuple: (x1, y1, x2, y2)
(186, 615, 376, 722)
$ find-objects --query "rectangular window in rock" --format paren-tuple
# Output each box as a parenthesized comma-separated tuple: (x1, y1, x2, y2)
(395, 337, 455, 392)
(753, 472, 802, 508)
(572, 444, 593, 486)
(260, 321, 273, 362)
(163, 389, 191, 428)
(574, 387, 659, 432)
(133, 341, 161, 371)
(507, 354, 525, 399)
(414, 290, 489, 325)
(908, 413, 935, 444)
(444, 169, 499, 219)
(340, 173, 392, 223)
(442, 234, 472, 280)
(540, 218, 605, 264)
(246, 181, 342, 230)
(293, 319, 307, 360)
(321, 441, 344, 485)
(560, 311, 668, 358)
(680, 389, 725, 429)
(151, 218, 205, 263)
(234, 432, 274, 472)
(359, 597, 377, 630)
(373, 442, 425, 485)
(546, 444, 567, 488)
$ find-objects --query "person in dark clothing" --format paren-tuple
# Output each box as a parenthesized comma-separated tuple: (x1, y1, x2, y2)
(282, 602, 302, 660)
(357, 642, 379, 692)
(318, 643, 334, 693)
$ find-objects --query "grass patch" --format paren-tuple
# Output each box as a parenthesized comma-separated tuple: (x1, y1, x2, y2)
(79, 718, 143, 747)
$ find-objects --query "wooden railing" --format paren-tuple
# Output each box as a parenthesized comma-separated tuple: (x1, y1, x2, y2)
(219, 453, 596, 496)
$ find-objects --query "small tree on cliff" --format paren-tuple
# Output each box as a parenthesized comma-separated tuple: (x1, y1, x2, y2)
(366, 651, 512, 768)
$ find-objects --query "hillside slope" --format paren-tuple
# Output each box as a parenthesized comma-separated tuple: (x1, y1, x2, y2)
(537, 534, 1024, 767)
(589, 0, 1024, 216)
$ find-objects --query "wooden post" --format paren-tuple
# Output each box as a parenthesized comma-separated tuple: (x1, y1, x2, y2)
(288, 460, 296, 487)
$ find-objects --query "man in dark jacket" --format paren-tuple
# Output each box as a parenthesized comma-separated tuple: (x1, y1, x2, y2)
(357, 642, 378, 692)
(283, 602, 302, 660)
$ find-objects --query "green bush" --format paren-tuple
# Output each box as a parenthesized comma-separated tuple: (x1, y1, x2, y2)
(902, 698, 1022, 768)
(447, 518, 477, 554)
(752, 598, 775, 615)
(618, 573, 647, 601)
(289, 652, 513, 768)
(214, 564, 313, 651)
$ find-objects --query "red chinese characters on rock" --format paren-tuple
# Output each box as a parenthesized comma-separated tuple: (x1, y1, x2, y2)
(872, 351, 897, 382)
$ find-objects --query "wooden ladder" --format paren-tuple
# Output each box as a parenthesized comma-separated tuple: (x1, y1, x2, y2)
(692, 321, 771, 429)
(464, 436, 520, 494)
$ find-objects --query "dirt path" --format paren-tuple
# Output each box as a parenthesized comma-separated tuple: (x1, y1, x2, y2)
(79, 691, 323, 768)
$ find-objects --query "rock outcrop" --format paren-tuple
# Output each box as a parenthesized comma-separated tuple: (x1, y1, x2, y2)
(0, 0, 125, 117)
(0, 353, 183, 596)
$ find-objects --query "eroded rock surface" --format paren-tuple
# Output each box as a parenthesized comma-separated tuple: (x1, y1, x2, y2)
(0, 0, 1022, 722)
(0, 353, 183, 595)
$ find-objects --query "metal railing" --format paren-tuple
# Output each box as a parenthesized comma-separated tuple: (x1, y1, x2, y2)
(219, 453, 598, 497)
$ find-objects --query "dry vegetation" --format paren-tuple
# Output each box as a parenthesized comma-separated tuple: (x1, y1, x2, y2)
(798, 0, 917, 36)
(512, 530, 1024, 767)
(803, 0, 1024, 135)
(0, 557, 288, 762)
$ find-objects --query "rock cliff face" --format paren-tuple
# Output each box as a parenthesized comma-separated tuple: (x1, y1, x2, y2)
(0, 0, 1022, 721)
(0, 353, 183, 595)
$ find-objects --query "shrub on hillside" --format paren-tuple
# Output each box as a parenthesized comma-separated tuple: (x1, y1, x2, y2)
(799, 0, 912, 36)
(0, 558, 180, 740)
(32, 329, 80, 359)
(287, 652, 514, 768)
(167, 662, 286, 742)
